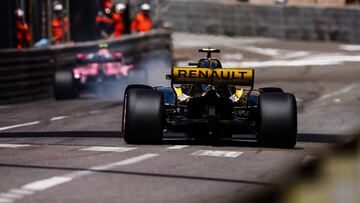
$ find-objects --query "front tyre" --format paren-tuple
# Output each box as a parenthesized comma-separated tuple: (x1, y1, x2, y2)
(123, 89, 164, 144)
(54, 70, 78, 100)
(256, 93, 297, 148)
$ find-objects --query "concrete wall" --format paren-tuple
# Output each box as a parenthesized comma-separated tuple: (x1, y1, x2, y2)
(160, 0, 360, 43)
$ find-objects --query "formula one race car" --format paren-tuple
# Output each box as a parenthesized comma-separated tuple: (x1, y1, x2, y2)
(122, 48, 297, 148)
(54, 43, 133, 99)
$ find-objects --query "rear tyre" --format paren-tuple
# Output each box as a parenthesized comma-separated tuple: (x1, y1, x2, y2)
(256, 93, 297, 148)
(124, 84, 152, 94)
(259, 87, 284, 93)
(123, 89, 164, 144)
(122, 84, 153, 132)
(54, 70, 78, 100)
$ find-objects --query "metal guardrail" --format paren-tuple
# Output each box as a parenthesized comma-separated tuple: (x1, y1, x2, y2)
(0, 29, 172, 105)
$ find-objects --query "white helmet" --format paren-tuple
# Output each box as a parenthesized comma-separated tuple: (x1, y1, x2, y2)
(115, 3, 126, 13)
(16, 9, 24, 17)
(140, 3, 151, 11)
(54, 4, 63, 11)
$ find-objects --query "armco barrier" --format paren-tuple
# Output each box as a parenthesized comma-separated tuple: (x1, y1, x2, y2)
(160, 0, 360, 43)
(0, 29, 172, 105)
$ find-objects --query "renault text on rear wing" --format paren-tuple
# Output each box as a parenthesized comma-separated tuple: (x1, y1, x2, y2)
(170, 67, 254, 86)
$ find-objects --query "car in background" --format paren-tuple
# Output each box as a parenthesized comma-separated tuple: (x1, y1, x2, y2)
(54, 44, 133, 99)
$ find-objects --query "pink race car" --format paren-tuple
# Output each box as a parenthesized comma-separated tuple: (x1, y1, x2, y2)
(54, 45, 133, 100)
(74, 48, 133, 84)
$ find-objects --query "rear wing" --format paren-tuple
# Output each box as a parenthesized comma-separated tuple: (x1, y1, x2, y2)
(167, 67, 254, 87)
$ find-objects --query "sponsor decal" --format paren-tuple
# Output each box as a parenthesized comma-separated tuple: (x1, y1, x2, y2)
(172, 67, 253, 86)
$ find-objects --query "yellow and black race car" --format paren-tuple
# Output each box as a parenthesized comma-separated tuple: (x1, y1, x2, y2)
(122, 48, 297, 148)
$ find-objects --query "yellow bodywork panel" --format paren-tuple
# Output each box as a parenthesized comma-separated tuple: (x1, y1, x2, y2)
(174, 87, 182, 97)
(235, 88, 244, 98)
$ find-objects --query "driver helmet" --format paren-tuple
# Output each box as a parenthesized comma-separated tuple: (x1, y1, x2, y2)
(115, 3, 126, 13)
(16, 9, 24, 17)
(198, 58, 222, 69)
(54, 4, 63, 11)
(141, 3, 151, 11)
(103, 0, 113, 14)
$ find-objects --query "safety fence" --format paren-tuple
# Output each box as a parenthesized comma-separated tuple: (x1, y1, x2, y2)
(0, 29, 172, 105)
(160, 0, 360, 43)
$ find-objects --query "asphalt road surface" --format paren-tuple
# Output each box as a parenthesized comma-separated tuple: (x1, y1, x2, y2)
(0, 32, 359, 203)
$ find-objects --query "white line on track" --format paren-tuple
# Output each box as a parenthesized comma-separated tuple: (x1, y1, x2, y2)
(0, 144, 30, 148)
(8, 189, 33, 196)
(61, 154, 158, 179)
(340, 44, 360, 51)
(318, 84, 358, 101)
(191, 150, 243, 158)
(172, 32, 275, 49)
(22, 177, 72, 191)
(0, 189, 34, 203)
(89, 110, 102, 114)
(241, 46, 280, 57)
(167, 145, 189, 150)
(0, 153, 159, 203)
(62, 171, 93, 179)
(88, 153, 159, 171)
(0, 121, 40, 131)
(240, 54, 360, 68)
(0, 198, 12, 203)
(230, 44, 311, 59)
(50, 116, 68, 121)
(0, 193, 22, 199)
(79, 146, 137, 153)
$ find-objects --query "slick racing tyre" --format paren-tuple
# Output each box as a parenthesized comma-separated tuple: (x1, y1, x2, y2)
(122, 88, 164, 144)
(124, 84, 153, 94)
(122, 84, 153, 133)
(54, 70, 78, 100)
(259, 87, 284, 93)
(256, 92, 297, 148)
